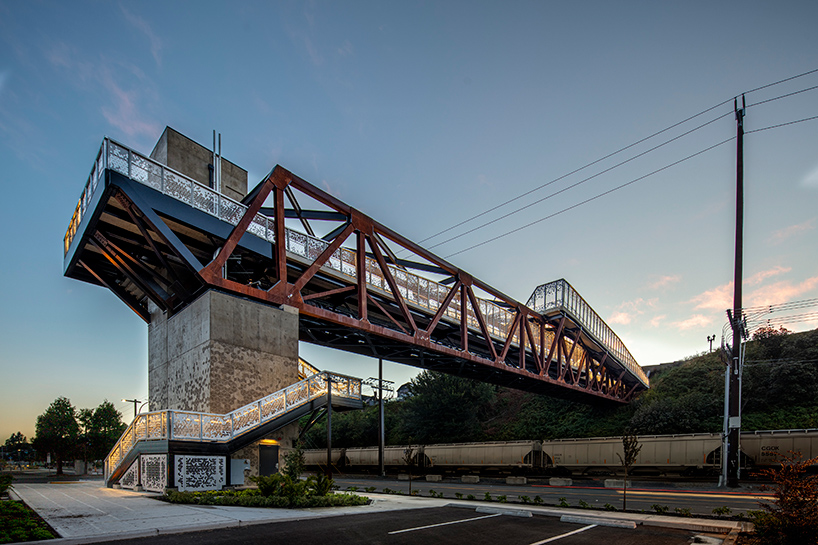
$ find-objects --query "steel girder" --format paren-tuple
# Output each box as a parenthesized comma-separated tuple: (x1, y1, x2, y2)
(64, 156, 646, 404)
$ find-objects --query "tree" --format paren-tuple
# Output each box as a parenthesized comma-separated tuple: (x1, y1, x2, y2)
(4, 432, 32, 464)
(396, 371, 494, 444)
(32, 397, 79, 475)
(617, 434, 642, 511)
(87, 400, 126, 462)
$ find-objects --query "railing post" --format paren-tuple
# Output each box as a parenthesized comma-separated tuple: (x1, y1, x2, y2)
(199, 415, 203, 441)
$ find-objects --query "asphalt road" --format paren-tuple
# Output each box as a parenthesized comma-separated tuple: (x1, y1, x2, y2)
(94, 506, 713, 545)
(331, 475, 771, 516)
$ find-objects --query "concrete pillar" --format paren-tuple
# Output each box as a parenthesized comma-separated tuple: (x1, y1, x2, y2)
(148, 290, 301, 477)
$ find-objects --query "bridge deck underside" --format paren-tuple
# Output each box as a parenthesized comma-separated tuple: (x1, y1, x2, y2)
(64, 144, 646, 404)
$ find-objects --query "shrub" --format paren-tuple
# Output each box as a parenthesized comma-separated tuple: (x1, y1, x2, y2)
(519, 495, 530, 504)
(365, 487, 376, 493)
(455, 492, 463, 499)
(497, 495, 507, 503)
(675, 507, 692, 517)
(0, 474, 12, 495)
(0, 500, 55, 542)
(558, 497, 569, 507)
(604, 503, 617, 511)
(651, 504, 669, 514)
(466, 494, 476, 501)
(483, 492, 492, 501)
(307, 473, 334, 497)
(750, 451, 818, 545)
(578, 500, 590, 509)
(712, 506, 731, 517)
(533, 495, 543, 505)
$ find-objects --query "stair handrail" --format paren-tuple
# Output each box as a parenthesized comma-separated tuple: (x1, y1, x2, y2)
(104, 371, 361, 481)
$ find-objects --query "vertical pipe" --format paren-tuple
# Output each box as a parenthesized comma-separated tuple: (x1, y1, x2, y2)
(378, 358, 385, 478)
(326, 375, 333, 478)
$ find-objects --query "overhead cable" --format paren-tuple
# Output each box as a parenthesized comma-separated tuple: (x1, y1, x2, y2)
(444, 137, 734, 258)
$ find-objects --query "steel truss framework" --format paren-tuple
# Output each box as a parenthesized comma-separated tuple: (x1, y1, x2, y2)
(64, 139, 648, 404)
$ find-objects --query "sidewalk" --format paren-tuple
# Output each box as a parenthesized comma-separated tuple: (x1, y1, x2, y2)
(10, 481, 748, 544)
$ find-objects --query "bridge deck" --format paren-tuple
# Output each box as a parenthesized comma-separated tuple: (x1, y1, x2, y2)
(64, 138, 648, 404)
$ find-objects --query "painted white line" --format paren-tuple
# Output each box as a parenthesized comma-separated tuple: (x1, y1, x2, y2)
(529, 524, 597, 544)
(388, 513, 502, 534)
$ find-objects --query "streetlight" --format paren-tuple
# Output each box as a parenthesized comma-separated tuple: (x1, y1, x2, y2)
(707, 334, 716, 352)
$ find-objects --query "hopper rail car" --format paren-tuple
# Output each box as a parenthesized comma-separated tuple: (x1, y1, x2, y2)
(303, 429, 818, 477)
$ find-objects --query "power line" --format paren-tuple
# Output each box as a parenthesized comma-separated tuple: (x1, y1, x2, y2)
(444, 136, 734, 259)
(428, 110, 733, 251)
(413, 67, 818, 250)
(443, 110, 818, 259)
(746, 114, 818, 134)
(746, 84, 818, 109)
(413, 99, 732, 248)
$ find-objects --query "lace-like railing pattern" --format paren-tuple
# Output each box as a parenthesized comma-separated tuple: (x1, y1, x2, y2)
(104, 372, 361, 480)
(527, 279, 647, 386)
(70, 139, 642, 393)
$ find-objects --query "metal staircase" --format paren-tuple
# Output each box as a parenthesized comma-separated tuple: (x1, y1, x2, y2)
(104, 365, 361, 488)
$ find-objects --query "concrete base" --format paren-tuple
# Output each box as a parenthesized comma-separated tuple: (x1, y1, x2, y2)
(549, 477, 573, 486)
(604, 479, 632, 488)
(461, 475, 480, 484)
(397, 474, 411, 481)
(506, 476, 527, 485)
(425, 475, 443, 482)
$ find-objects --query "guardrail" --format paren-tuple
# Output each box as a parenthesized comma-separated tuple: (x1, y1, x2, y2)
(104, 371, 361, 481)
(69, 138, 644, 392)
(527, 279, 647, 386)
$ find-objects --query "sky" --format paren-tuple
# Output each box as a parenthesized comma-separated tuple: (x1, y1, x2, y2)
(1, 1, 817, 442)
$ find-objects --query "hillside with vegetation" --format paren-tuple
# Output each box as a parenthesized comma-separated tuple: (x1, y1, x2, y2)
(303, 327, 818, 448)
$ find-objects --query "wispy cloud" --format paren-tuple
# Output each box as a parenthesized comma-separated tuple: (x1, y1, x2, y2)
(689, 266, 816, 312)
(120, 4, 162, 67)
(99, 71, 159, 139)
(608, 298, 656, 325)
(45, 42, 159, 142)
(648, 274, 681, 290)
(650, 314, 666, 327)
(803, 163, 818, 188)
(747, 275, 818, 307)
(674, 314, 713, 330)
(768, 219, 816, 245)
(337, 40, 354, 58)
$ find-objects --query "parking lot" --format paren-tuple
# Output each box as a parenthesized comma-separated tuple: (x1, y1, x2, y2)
(92, 506, 721, 545)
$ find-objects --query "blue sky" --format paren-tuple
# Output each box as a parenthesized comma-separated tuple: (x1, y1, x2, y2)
(1, 1, 817, 440)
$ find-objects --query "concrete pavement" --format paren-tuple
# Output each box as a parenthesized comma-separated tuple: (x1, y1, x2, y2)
(9, 480, 750, 544)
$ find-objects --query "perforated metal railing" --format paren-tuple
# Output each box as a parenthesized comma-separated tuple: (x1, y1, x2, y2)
(68, 138, 645, 390)
(104, 371, 361, 481)
(528, 280, 647, 386)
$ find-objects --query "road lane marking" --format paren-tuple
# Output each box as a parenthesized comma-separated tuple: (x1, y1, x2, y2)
(614, 490, 774, 500)
(388, 513, 502, 534)
(529, 524, 597, 544)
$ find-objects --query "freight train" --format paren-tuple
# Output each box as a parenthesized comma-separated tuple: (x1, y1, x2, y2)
(303, 429, 818, 476)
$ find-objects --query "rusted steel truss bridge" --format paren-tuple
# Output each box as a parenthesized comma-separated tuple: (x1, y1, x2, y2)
(63, 138, 649, 403)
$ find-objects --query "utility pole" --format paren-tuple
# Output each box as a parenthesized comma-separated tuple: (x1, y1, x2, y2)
(726, 95, 746, 488)
(378, 359, 385, 478)
(326, 375, 333, 478)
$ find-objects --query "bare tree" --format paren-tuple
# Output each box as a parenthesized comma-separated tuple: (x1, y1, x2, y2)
(403, 445, 416, 495)
(616, 434, 642, 511)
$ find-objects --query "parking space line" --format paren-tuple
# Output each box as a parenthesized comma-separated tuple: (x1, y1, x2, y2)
(529, 524, 597, 544)
(388, 513, 502, 534)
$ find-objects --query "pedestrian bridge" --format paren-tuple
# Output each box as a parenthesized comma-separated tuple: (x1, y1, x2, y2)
(63, 137, 648, 404)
